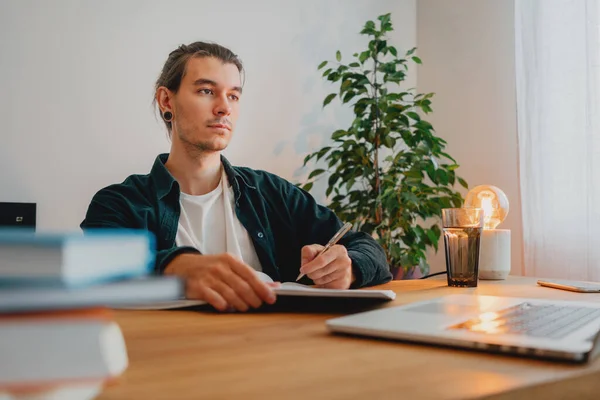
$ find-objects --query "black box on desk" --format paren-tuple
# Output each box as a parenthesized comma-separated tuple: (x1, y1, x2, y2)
(0, 202, 36, 230)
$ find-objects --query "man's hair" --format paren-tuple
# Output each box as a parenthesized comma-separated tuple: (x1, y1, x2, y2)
(154, 41, 244, 133)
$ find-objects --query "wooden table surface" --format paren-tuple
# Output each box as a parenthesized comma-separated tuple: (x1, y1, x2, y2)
(97, 276, 600, 400)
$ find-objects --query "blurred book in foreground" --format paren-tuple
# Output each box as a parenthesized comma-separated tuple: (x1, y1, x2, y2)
(0, 229, 155, 288)
(0, 382, 102, 400)
(0, 308, 127, 397)
(0, 276, 183, 313)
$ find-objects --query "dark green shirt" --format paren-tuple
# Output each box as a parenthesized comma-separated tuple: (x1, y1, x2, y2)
(80, 154, 392, 287)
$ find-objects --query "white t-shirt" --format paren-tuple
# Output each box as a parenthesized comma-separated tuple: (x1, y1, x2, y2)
(175, 169, 263, 272)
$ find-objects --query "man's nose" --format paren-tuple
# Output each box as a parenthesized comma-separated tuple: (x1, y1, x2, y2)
(214, 94, 232, 116)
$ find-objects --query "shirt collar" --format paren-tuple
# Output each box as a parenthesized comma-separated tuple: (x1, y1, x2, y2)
(150, 153, 245, 200)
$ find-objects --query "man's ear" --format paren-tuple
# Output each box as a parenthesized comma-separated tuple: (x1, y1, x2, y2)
(156, 86, 174, 114)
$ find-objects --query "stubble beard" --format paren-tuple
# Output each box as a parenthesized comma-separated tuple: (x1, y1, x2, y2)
(178, 128, 229, 154)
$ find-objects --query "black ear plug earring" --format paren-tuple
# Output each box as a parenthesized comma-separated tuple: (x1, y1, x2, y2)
(163, 111, 173, 122)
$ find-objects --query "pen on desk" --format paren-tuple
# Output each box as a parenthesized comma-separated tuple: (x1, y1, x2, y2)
(296, 222, 353, 281)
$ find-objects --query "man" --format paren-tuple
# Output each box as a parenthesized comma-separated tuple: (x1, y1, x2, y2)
(81, 41, 391, 312)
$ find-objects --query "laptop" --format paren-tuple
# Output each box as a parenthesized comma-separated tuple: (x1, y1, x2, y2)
(326, 294, 600, 363)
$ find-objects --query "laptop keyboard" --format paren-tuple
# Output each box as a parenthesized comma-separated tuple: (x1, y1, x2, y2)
(449, 303, 600, 339)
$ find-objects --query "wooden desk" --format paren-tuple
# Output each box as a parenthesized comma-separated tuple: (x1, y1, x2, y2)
(98, 276, 600, 400)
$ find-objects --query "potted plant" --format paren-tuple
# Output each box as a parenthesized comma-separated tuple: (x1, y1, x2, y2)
(299, 13, 467, 278)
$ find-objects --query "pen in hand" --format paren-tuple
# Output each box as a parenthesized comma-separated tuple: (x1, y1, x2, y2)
(296, 222, 353, 281)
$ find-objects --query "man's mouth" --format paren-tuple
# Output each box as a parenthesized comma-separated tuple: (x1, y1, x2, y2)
(208, 123, 231, 131)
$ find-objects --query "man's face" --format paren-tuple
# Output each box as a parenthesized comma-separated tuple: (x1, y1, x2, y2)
(171, 57, 242, 152)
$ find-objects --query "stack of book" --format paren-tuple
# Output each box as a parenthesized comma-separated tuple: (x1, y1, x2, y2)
(0, 229, 183, 399)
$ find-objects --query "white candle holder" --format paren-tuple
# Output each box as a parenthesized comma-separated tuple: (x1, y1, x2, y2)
(479, 228, 511, 280)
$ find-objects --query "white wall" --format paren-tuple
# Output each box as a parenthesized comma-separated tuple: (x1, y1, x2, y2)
(417, 0, 523, 274)
(2, 0, 522, 277)
(0, 0, 416, 231)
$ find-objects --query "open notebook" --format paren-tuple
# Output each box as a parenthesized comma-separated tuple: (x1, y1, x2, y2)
(116, 271, 396, 310)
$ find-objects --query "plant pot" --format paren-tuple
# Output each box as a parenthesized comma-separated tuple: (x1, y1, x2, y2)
(392, 265, 426, 280)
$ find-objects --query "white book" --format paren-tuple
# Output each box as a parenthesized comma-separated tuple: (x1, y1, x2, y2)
(0, 381, 102, 400)
(0, 229, 155, 288)
(118, 271, 396, 310)
(0, 380, 103, 400)
(0, 310, 127, 387)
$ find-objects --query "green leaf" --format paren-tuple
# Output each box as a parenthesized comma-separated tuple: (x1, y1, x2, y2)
(406, 47, 417, 56)
(402, 191, 419, 205)
(406, 112, 421, 121)
(301, 182, 313, 192)
(452, 195, 464, 208)
(318, 61, 328, 70)
(412, 56, 422, 64)
(378, 62, 396, 74)
(436, 169, 449, 185)
(448, 171, 456, 185)
(361, 20, 376, 34)
(308, 169, 325, 179)
(377, 13, 391, 25)
(328, 173, 340, 187)
(383, 136, 394, 148)
(342, 91, 356, 104)
(413, 225, 425, 241)
(387, 93, 407, 101)
(329, 72, 342, 82)
(414, 120, 434, 130)
(336, 50, 342, 62)
(375, 40, 387, 53)
(316, 146, 332, 161)
(389, 46, 398, 57)
(327, 156, 339, 168)
(404, 170, 423, 179)
(359, 51, 370, 63)
(303, 153, 316, 166)
(387, 71, 406, 82)
(458, 177, 468, 189)
(440, 151, 457, 163)
(349, 62, 360, 68)
(323, 93, 337, 107)
(346, 177, 356, 191)
(331, 130, 347, 140)
(325, 185, 334, 197)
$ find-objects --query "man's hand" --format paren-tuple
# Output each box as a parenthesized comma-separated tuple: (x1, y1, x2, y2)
(164, 253, 276, 312)
(299, 244, 354, 289)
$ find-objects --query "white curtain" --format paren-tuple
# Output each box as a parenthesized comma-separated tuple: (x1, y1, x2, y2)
(515, 0, 600, 280)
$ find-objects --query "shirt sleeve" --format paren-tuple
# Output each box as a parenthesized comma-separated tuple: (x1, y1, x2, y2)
(80, 187, 199, 274)
(279, 179, 392, 288)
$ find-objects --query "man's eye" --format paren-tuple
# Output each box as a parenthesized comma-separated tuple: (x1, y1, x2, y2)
(229, 94, 240, 101)
(198, 88, 213, 95)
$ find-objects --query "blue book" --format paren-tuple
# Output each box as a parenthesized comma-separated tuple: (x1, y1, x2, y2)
(0, 229, 155, 288)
